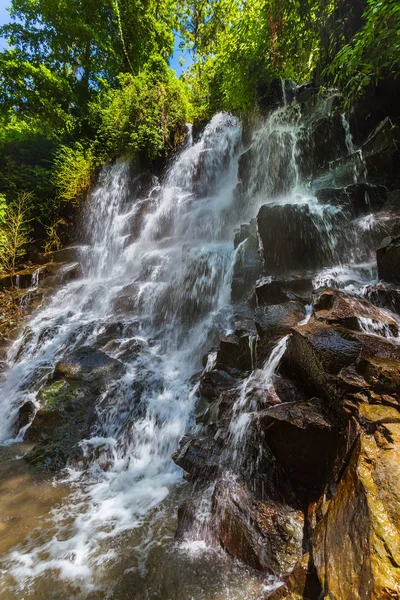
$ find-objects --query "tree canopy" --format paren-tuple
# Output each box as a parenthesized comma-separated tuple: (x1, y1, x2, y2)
(0, 0, 399, 272)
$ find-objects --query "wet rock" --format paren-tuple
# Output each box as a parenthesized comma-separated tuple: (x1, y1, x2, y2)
(53, 345, 124, 382)
(377, 235, 400, 284)
(15, 400, 36, 433)
(213, 478, 304, 576)
(286, 320, 400, 404)
(314, 420, 400, 599)
(362, 117, 400, 180)
(128, 171, 158, 200)
(257, 399, 339, 498)
(172, 434, 223, 478)
(234, 223, 251, 249)
(349, 79, 400, 147)
(313, 287, 399, 335)
(55, 262, 82, 284)
(316, 183, 387, 215)
(255, 277, 314, 306)
(257, 204, 329, 275)
(216, 335, 253, 371)
(231, 225, 261, 301)
(25, 347, 125, 471)
(308, 112, 347, 172)
(199, 369, 237, 400)
(365, 283, 400, 315)
(266, 553, 322, 600)
(42, 246, 80, 264)
(258, 79, 297, 111)
(255, 302, 305, 357)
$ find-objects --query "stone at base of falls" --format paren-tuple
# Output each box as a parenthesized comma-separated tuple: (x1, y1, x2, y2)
(286, 319, 400, 405)
(53, 345, 124, 381)
(15, 400, 36, 432)
(172, 434, 223, 478)
(266, 553, 322, 600)
(377, 235, 400, 284)
(216, 335, 253, 371)
(257, 204, 329, 275)
(24, 346, 125, 471)
(213, 479, 304, 577)
(313, 418, 400, 600)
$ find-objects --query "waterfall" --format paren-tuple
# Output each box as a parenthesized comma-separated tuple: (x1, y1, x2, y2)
(0, 95, 396, 599)
(0, 113, 246, 592)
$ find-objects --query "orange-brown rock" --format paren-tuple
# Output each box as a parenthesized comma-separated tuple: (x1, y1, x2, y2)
(213, 477, 304, 577)
(313, 415, 400, 599)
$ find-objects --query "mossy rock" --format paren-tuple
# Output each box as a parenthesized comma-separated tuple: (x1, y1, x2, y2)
(25, 345, 125, 472)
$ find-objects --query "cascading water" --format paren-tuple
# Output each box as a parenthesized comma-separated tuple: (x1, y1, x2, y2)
(0, 114, 273, 599)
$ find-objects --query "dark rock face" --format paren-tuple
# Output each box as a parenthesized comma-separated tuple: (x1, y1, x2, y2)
(365, 283, 400, 315)
(308, 112, 347, 172)
(257, 204, 330, 274)
(255, 301, 306, 355)
(316, 183, 387, 215)
(231, 221, 261, 301)
(286, 319, 400, 404)
(257, 399, 339, 498)
(377, 235, 400, 284)
(255, 277, 314, 306)
(213, 478, 304, 576)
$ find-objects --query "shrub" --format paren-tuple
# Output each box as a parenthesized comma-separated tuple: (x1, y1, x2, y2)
(53, 142, 95, 204)
(0, 191, 33, 274)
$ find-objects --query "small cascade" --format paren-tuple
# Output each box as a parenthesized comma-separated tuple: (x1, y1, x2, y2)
(341, 112, 368, 183)
(227, 335, 289, 465)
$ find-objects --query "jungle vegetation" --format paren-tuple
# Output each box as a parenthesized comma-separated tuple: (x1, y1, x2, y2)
(0, 0, 399, 271)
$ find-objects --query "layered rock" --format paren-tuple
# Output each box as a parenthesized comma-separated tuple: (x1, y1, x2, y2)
(313, 419, 400, 600)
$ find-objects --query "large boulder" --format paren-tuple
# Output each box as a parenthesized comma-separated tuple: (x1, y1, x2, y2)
(314, 418, 400, 599)
(213, 478, 304, 576)
(377, 235, 400, 284)
(231, 224, 262, 301)
(257, 398, 339, 498)
(286, 320, 400, 405)
(313, 288, 399, 336)
(255, 276, 314, 306)
(25, 346, 125, 471)
(365, 283, 400, 315)
(361, 117, 400, 180)
(257, 204, 331, 275)
(172, 434, 224, 478)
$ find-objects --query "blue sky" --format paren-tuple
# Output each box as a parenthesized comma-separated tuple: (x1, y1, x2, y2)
(0, 0, 191, 75)
(0, 0, 9, 49)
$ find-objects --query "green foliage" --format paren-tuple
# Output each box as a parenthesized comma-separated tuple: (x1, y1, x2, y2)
(0, 191, 33, 274)
(92, 55, 192, 159)
(327, 0, 400, 103)
(181, 0, 336, 115)
(53, 143, 95, 204)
